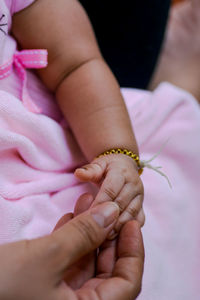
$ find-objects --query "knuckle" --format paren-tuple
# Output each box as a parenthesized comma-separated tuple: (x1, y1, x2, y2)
(71, 218, 99, 247)
(104, 186, 117, 200)
(115, 198, 126, 211)
(126, 205, 139, 217)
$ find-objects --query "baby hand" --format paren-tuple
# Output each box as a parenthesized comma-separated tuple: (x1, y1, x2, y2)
(75, 153, 145, 238)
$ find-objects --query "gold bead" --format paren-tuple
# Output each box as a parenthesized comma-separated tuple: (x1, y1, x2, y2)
(116, 149, 122, 154)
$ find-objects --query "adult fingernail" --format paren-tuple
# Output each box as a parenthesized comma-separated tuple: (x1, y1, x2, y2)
(91, 202, 120, 228)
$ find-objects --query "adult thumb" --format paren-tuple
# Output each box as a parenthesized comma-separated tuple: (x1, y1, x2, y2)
(49, 201, 120, 277)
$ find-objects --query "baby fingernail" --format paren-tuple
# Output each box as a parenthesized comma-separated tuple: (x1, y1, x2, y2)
(91, 202, 120, 228)
(77, 167, 87, 171)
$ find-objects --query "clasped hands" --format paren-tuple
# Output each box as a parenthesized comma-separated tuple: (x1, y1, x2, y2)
(0, 193, 144, 300)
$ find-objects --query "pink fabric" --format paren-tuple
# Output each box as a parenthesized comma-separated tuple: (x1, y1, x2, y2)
(5, 0, 34, 15)
(0, 49, 48, 112)
(122, 85, 200, 300)
(0, 0, 200, 299)
(0, 0, 34, 34)
(0, 87, 93, 241)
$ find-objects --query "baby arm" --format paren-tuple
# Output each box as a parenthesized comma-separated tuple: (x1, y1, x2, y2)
(12, 0, 144, 233)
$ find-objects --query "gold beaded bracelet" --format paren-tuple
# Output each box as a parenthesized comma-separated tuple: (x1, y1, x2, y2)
(97, 148, 143, 175)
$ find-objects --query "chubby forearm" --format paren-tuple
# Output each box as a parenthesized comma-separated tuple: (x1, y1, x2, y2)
(56, 57, 138, 160)
(12, 0, 138, 161)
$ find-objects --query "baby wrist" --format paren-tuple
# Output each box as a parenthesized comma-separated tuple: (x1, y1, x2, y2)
(97, 148, 143, 175)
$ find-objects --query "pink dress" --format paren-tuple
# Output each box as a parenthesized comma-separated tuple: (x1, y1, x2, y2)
(0, 1, 200, 299)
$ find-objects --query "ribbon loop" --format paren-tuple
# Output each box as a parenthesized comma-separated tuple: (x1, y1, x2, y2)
(0, 49, 48, 113)
(14, 50, 48, 69)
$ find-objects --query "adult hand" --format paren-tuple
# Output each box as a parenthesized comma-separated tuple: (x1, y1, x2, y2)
(0, 194, 144, 300)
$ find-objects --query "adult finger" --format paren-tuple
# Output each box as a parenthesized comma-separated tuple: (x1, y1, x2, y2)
(74, 193, 94, 216)
(48, 201, 120, 278)
(53, 193, 94, 232)
(53, 213, 73, 231)
(78, 239, 117, 290)
(114, 221, 144, 287)
(95, 221, 144, 300)
(61, 194, 96, 289)
(96, 239, 117, 278)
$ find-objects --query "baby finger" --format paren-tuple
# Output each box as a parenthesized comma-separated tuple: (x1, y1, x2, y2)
(114, 194, 143, 233)
(136, 208, 145, 227)
(114, 182, 142, 212)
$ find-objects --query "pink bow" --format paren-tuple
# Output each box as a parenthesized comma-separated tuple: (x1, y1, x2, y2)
(0, 49, 48, 113)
